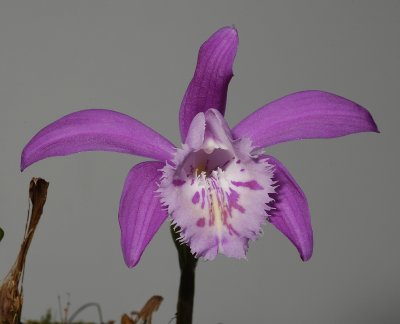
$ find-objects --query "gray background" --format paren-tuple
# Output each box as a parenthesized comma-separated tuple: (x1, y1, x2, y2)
(0, 1, 398, 323)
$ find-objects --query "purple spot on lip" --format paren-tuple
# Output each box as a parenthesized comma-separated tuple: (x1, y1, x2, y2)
(226, 224, 239, 236)
(227, 188, 245, 213)
(173, 179, 185, 187)
(168, 161, 176, 167)
(240, 168, 245, 172)
(231, 180, 263, 190)
(192, 191, 200, 204)
(236, 160, 241, 164)
(196, 217, 205, 227)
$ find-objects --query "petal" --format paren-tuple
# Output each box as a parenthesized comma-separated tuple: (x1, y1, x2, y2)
(21, 109, 176, 171)
(119, 161, 167, 268)
(265, 155, 313, 261)
(232, 90, 379, 148)
(179, 26, 239, 141)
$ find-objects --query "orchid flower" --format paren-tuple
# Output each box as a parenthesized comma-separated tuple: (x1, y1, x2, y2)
(21, 27, 378, 268)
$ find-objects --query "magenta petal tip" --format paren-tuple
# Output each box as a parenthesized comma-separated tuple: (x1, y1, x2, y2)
(233, 90, 379, 149)
(266, 155, 314, 262)
(20, 109, 176, 172)
(179, 26, 239, 141)
(119, 161, 168, 268)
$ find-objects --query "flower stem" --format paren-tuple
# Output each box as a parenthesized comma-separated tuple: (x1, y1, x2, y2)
(170, 226, 198, 324)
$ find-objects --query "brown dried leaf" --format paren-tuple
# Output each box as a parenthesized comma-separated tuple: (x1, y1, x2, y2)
(121, 313, 135, 324)
(133, 295, 163, 324)
(0, 178, 49, 324)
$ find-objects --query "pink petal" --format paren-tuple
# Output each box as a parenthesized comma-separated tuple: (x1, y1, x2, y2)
(232, 90, 379, 149)
(266, 155, 313, 261)
(21, 109, 176, 171)
(179, 27, 238, 141)
(119, 161, 167, 268)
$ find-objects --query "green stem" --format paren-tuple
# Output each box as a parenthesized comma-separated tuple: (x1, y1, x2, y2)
(171, 226, 198, 324)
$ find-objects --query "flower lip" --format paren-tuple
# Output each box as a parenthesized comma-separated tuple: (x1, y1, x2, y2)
(159, 109, 276, 260)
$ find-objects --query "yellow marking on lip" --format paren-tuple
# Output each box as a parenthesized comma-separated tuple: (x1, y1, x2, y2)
(210, 187, 224, 252)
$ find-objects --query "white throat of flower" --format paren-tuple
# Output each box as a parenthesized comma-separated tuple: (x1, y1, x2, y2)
(158, 109, 275, 260)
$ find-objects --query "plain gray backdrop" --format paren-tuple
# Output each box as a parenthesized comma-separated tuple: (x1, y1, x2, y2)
(0, 1, 398, 323)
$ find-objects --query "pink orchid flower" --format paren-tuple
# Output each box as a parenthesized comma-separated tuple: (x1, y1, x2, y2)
(21, 27, 378, 267)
